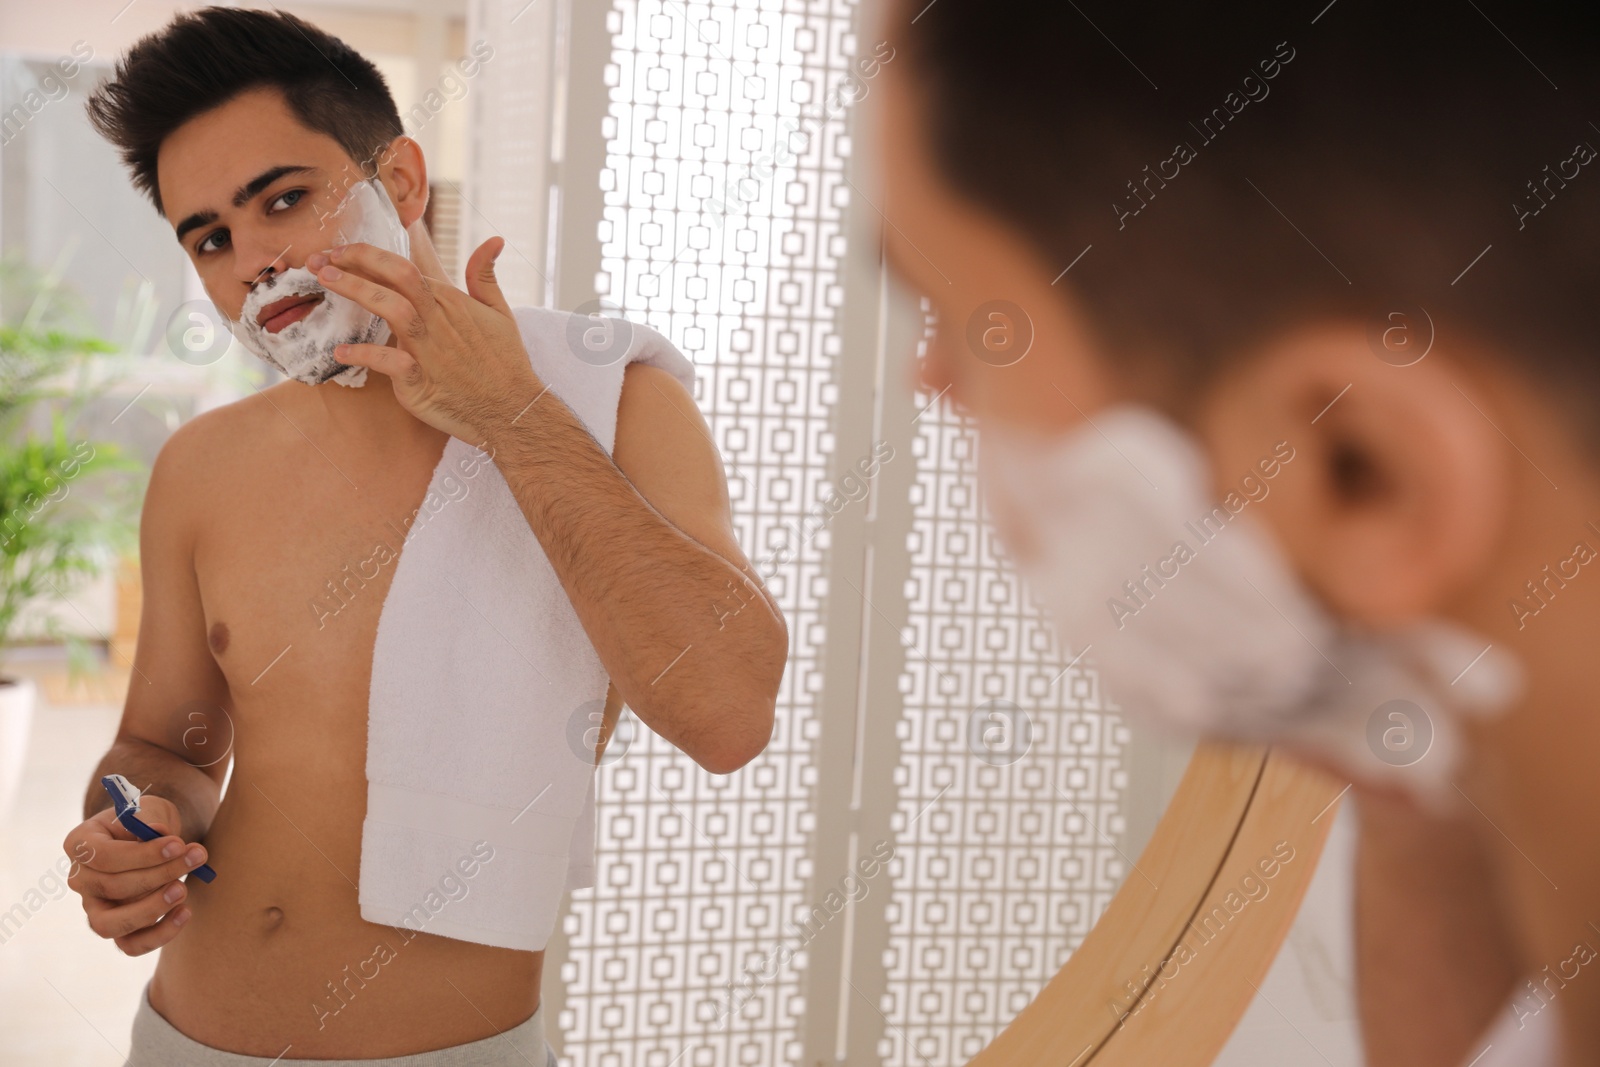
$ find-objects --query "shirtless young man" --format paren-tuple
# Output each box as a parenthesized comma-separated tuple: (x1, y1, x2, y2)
(61, 8, 786, 1064)
(877, 1, 1597, 1065)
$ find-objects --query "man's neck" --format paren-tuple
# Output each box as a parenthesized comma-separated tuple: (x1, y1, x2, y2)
(290, 335, 437, 452)
(1451, 371, 1600, 1056)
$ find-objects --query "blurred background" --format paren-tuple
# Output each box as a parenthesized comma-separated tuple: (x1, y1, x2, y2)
(0, 1, 1360, 1064)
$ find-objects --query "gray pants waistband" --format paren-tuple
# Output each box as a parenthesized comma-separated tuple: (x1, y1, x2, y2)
(124, 981, 554, 1067)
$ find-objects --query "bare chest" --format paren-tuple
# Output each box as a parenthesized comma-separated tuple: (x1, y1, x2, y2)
(194, 432, 450, 718)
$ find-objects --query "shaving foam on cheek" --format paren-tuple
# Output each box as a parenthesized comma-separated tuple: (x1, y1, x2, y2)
(226, 178, 412, 387)
(976, 406, 1524, 810)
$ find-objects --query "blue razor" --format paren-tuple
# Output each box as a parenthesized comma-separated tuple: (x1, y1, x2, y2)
(101, 773, 217, 883)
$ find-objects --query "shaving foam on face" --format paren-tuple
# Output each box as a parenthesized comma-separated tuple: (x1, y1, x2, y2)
(226, 178, 411, 387)
(976, 405, 1523, 810)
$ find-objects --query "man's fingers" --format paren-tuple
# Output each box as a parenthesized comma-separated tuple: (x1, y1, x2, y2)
(464, 237, 512, 317)
(335, 343, 421, 385)
(114, 904, 192, 958)
(73, 830, 192, 875)
(310, 258, 426, 344)
(104, 812, 170, 841)
(114, 905, 191, 958)
(73, 843, 208, 902)
(85, 878, 188, 942)
(310, 242, 436, 310)
(66, 809, 181, 874)
(61, 822, 110, 868)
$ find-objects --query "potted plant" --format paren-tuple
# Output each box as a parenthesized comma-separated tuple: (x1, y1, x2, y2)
(0, 260, 143, 823)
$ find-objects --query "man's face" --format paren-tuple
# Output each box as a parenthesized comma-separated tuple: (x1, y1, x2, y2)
(876, 63, 1125, 435)
(157, 86, 387, 337)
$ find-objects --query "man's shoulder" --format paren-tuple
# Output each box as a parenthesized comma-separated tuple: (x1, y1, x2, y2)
(160, 384, 291, 463)
(150, 385, 296, 507)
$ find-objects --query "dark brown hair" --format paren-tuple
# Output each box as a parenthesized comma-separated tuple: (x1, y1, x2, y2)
(896, 1, 1600, 430)
(86, 6, 403, 216)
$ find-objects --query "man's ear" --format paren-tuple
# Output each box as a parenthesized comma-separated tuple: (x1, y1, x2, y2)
(375, 135, 430, 230)
(1198, 325, 1513, 626)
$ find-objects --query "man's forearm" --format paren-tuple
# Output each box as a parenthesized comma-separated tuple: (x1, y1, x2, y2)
(482, 384, 785, 770)
(1354, 788, 1519, 1067)
(85, 737, 222, 842)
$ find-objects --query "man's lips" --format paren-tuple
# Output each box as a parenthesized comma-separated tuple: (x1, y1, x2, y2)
(257, 293, 323, 333)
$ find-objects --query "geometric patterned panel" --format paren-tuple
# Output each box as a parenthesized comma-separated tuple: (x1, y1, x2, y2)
(877, 305, 1131, 1065)
(556, 3, 858, 1064)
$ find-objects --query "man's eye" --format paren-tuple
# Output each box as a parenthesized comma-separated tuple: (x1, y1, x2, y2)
(197, 230, 229, 255)
(268, 188, 306, 212)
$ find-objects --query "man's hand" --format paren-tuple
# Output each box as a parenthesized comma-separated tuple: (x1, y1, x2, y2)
(308, 237, 539, 446)
(1272, 743, 1519, 1064)
(63, 795, 210, 956)
(1351, 780, 1518, 1066)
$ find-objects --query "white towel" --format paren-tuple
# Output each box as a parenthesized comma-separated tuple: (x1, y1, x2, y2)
(1467, 994, 1563, 1066)
(358, 305, 695, 952)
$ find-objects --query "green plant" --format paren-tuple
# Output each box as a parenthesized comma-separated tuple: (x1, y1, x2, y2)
(0, 259, 145, 683)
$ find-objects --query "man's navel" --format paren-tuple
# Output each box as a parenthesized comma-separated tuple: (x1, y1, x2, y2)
(209, 621, 230, 655)
(262, 906, 284, 932)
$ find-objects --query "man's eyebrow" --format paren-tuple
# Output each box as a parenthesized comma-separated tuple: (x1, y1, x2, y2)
(232, 164, 317, 208)
(172, 164, 319, 244)
(173, 210, 216, 244)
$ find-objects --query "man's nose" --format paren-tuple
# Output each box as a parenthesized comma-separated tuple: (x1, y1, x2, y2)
(233, 234, 295, 288)
(912, 338, 958, 407)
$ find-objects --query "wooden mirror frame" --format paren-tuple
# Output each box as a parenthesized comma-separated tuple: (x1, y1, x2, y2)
(969, 745, 1347, 1066)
